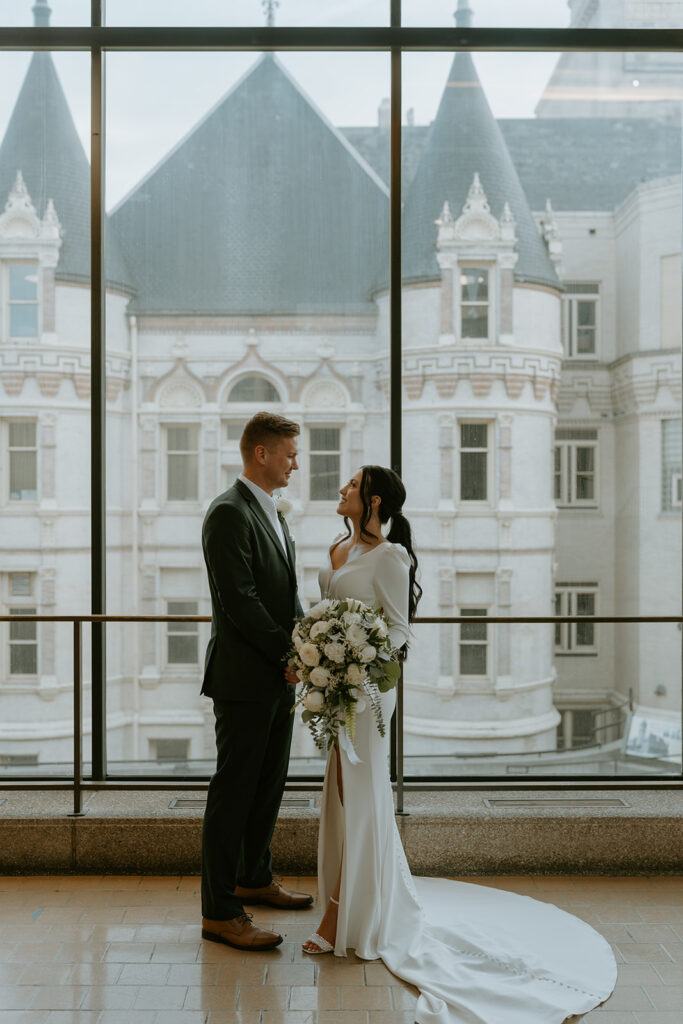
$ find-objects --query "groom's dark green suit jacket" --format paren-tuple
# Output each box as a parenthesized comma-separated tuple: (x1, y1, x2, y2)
(201, 479, 304, 703)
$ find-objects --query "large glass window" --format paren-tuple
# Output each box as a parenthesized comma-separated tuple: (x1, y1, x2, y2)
(554, 429, 598, 507)
(309, 427, 342, 502)
(105, 49, 389, 774)
(459, 424, 488, 502)
(0, 10, 680, 784)
(166, 426, 199, 502)
(7, 262, 39, 338)
(7, 421, 37, 501)
(563, 284, 599, 358)
(460, 267, 489, 340)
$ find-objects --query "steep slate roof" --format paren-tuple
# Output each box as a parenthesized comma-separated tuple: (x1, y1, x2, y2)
(0, 52, 133, 293)
(110, 54, 389, 315)
(500, 118, 682, 211)
(401, 51, 559, 290)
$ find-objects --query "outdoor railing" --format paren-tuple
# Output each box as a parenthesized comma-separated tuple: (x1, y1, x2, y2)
(0, 614, 681, 816)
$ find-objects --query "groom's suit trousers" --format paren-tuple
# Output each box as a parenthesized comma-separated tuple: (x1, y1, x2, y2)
(201, 686, 295, 921)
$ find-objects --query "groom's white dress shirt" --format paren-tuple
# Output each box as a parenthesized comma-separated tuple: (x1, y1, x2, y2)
(238, 473, 287, 555)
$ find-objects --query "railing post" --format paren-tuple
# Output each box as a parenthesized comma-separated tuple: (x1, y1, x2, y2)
(69, 620, 85, 817)
(396, 662, 407, 815)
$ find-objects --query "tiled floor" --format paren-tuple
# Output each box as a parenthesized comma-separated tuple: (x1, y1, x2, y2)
(0, 875, 681, 1024)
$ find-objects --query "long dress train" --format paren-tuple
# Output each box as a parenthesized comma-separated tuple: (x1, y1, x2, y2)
(317, 540, 616, 1024)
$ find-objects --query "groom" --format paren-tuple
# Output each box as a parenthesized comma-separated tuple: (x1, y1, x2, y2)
(200, 411, 312, 951)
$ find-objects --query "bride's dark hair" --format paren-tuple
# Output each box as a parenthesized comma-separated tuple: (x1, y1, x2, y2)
(340, 465, 422, 622)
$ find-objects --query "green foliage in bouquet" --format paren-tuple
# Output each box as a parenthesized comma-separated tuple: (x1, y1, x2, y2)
(285, 597, 402, 754)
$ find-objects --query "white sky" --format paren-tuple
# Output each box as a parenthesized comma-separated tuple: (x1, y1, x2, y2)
(0, 1, 575, 205)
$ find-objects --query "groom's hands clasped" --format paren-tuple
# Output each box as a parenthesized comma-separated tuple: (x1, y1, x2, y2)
(285, 665, 299, 686)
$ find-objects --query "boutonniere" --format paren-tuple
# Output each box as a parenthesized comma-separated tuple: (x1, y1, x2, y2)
(276, 495, 293, 519)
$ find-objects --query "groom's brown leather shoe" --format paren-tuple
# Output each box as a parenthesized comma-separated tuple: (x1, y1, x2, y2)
(201, 913, 283, 951)
(234, 878, 314, 910)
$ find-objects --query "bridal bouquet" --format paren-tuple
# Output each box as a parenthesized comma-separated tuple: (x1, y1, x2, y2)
(287, 598, 401, 761)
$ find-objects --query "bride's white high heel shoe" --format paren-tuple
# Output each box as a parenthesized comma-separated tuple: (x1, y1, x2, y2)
(302, 896, 338, 955)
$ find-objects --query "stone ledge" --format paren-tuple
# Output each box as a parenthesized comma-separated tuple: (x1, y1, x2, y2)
(0, 788, 681, 875)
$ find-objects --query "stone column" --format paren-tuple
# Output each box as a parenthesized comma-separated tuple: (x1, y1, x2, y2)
(496, 568, 513, 687)
(437, 567, 455, 696)
(499, 414, 513, 503)
(140, 563, 158, 683)
(140, 416, 158, 505)
(348, 415, 365, 476)
(39, 412, 57, 504)
(41, 266, 56, 333)
(39, 566, 57, 688)
(438, 414, 454, 504)
(203, 416, 220, 500)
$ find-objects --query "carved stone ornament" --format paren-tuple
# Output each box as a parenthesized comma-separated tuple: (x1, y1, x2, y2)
(452, 173, 500, 243)
(303, 380, 347, 409)
(0, 171, 62, 251)
(159, 381, 202, 409)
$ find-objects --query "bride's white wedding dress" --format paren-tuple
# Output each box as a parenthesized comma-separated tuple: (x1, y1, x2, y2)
(317, 539, 617, 1024)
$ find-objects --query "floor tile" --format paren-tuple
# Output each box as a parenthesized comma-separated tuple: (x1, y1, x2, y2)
(600, 986, 655, 1011)
(132, 985, 188, 1010)
(79, 985, 139, 1010)
(289, 985, 340, 1010)
(30, 986, 87, 1010)
(184, 984, 239, 1011)
(652, 963, 683, 985)
(642, 985, 683, 1010)
(260, 1014, 315, 1024)
(0, 985, 38, 1010)
(616, 944, 673, 964)
(316, 1013, 368, 1024)
(634, 1015, 683, 1024)
(340, 986, 392, 1010)
(238, 984, 289, 1010)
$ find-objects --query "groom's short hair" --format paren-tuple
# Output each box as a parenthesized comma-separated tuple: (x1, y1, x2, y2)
(240, 412, 300, 461)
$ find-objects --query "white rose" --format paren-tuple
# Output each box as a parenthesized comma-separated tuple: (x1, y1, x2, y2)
(303, 689, 325, 713)
(299, 643, 320, 667)
(276, 495, 293, 517)
(341, 610, 362, 626)
(360, 644, 376, 663)
(324, 641, 346, 664)
(345, 623, 368, 647)
(373, 617, 388, 637)
(310, 620, 332, 639)
(309, 599, 332, 620)
(310, 666, 331, 689)
(346, 663, 365, 685)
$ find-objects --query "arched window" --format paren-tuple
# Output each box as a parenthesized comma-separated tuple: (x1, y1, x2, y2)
(227, 376, 280, 404)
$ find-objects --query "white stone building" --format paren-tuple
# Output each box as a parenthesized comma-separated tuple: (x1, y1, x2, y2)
(0, 0, 680, 773)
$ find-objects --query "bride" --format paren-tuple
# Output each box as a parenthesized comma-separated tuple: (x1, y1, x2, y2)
(301, 465, 617, 1024)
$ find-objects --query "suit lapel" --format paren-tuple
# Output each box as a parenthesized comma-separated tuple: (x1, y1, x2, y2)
(235, 479, 294, 579)
(279, 513, 297, 574)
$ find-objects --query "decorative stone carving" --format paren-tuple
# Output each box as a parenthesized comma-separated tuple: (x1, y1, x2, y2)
(159, 381, 202, 409)
(302, 380, 346, 409)
(0, 172, 63, 270)
(539, 198, 564, 270)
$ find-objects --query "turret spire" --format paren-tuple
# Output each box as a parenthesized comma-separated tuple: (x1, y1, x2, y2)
(262, 0, 280, 27)
(454, 0, 473, 28)
(32, 0, 51, 27)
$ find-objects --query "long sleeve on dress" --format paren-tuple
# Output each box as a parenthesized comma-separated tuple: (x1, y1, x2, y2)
(372, 544, 411, 649)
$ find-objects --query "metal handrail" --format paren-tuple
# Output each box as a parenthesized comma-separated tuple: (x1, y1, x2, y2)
(0, 613, 681, 815)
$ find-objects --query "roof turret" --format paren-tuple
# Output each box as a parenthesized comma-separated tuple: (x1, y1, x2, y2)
(0, 50, 133, 293)
(402, 41, 559, 290)
(32, 0, 51, 26)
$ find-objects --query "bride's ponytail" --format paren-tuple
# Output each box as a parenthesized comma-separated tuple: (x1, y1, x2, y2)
(358, 467, 423, 622)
